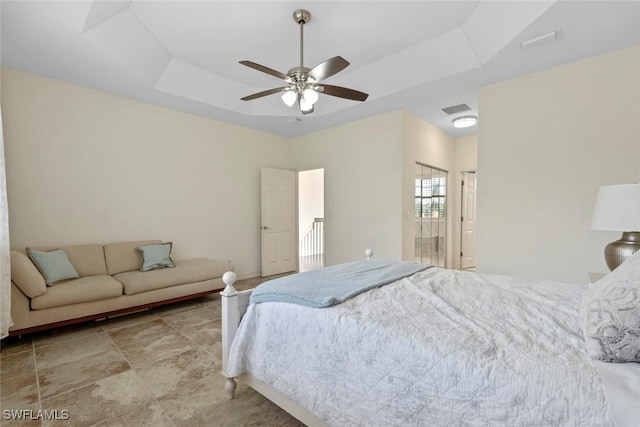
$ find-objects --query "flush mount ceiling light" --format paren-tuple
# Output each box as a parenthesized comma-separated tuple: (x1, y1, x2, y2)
(239, 9, 369, 115)
(452, 115, 477, 128)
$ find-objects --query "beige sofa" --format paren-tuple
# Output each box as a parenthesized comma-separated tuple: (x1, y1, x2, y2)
(8, 240, 231, 336)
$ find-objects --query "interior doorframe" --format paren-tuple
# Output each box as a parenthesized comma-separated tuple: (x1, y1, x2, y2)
(457, 170, 477, 270)
(296, 168, 325, 272)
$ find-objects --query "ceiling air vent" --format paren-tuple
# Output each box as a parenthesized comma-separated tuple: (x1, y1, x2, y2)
(441, 103, 472, 115)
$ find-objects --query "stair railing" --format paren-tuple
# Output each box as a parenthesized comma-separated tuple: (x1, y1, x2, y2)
(299, 217, 324, 256)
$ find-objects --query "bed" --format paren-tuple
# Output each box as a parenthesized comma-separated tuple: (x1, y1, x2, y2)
(221, 251, 640, 426)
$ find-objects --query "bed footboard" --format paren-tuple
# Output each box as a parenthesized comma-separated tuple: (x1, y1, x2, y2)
(221, 249, 374, 400)
(219, 271, 335, 425)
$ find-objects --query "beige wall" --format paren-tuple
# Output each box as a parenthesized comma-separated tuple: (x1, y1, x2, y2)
(455, 135, 478, 173)
(2, 67, 476, 279)
(291, 111, 404, 265)
(401, 112, 457, 267)
(7, 43, 636, 284)
(1, 68, 291, 278)
(292, 110, 472, 269)
(2, 69, 454, 277)
(477, 45, 640, 283)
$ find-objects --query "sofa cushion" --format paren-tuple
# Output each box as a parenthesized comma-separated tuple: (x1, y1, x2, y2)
(114, 258, 230, 295)
(104, 240, 161, 275)
(11, 251, 47, 298)
(29, 244, 108, 277)
(61, 244, 108, 277)
(31, 276, 123, 310)
(137, 242, 175, 271)
(27, 248, 79, 286)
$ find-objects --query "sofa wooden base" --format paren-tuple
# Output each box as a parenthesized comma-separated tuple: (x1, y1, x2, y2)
(4, 288, 222, 339)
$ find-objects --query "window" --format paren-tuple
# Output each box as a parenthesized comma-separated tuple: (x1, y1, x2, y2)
(414, 176, 446, 218)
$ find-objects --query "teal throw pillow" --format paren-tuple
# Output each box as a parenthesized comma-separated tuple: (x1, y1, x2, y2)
(27, 248, 80, 286)
(137, 242, 175, 272)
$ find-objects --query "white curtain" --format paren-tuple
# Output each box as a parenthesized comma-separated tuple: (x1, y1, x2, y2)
(0, 107, 13, 338)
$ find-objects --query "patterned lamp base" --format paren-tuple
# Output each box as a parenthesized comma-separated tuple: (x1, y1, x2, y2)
(604, 231, 640, 271)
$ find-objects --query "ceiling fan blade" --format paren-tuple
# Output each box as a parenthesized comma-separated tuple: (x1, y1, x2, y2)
(316, 84, 369, 102)
(309, 56, 350, 81)
(241, 87, 288, 101)
(239, 60, 289, 81)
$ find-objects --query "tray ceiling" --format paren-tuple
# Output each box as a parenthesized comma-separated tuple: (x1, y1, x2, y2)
(2, 1, 640, 137)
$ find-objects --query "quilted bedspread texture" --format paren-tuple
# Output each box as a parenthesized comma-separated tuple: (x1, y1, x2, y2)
(227, 268, 612, 426)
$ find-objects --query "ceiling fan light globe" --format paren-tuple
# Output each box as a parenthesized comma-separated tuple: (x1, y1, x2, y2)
(281, 91, 297, 107)
(300, 98, 314, 112)
(302, 88, 319, 104)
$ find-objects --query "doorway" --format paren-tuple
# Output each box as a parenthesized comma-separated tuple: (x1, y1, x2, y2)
(460, 171, 477, 270)
(414, 163, 447, 267)
(298, 169, 324, 272)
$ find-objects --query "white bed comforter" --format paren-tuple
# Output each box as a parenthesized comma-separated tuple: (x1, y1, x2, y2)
(227, 268, 614, 426)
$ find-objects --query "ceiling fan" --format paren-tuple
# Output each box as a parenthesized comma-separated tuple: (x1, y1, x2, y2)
(240, 9, 369, 115)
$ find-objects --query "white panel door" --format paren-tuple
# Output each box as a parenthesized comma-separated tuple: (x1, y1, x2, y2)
(460, 172, 477, 270)
(261, 168, 297, 277)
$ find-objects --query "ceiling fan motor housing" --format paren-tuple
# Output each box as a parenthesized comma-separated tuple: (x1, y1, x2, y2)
(287, 66, 314, 90)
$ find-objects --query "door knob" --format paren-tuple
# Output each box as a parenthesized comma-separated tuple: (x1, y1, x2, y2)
(261, 226, 271, 230)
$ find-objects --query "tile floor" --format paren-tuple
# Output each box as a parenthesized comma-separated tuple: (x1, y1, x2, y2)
(0, 275, 303, 427)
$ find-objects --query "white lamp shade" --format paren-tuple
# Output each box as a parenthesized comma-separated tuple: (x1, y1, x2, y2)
(591, 183, 640, 231)
(281, 91, 297, 107)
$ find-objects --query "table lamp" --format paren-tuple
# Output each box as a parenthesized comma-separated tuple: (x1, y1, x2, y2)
(591, 183, 640, 271)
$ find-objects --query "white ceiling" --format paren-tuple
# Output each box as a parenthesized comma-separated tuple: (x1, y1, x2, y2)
(2, 1, 640, 138)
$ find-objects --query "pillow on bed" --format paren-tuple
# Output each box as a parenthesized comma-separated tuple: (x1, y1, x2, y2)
(581, 251, 640, 363)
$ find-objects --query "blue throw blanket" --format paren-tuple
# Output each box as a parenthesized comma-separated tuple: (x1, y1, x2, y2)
(250, 259, 430, 308)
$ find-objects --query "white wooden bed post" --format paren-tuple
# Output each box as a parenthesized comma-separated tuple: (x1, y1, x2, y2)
(220, 270, 247, 399)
